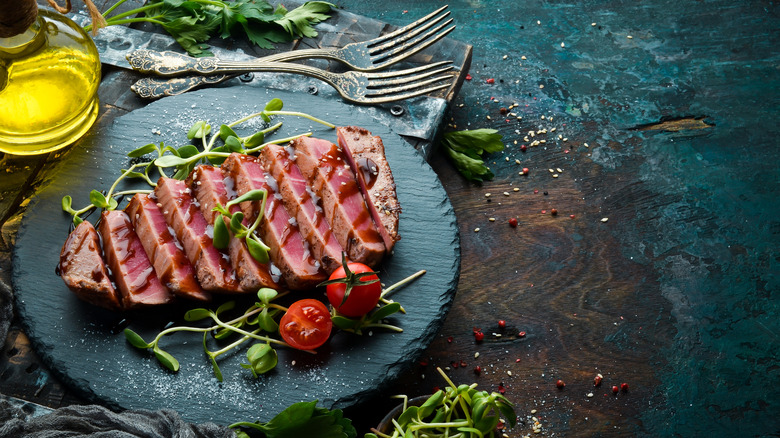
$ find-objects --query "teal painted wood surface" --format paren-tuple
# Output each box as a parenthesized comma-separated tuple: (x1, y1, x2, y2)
(332, 1, 779, 436)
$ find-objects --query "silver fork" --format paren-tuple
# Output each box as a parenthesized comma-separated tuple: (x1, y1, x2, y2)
(131, 60, 455, 104)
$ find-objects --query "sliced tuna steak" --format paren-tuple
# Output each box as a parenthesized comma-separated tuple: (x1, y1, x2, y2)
(98, 210, 173, 308)
(125, 194, 210, 301)
(58, 220, 121, 310)
(337, 126, 401, 252)
(153, 177, 242, 293)
(292, 136, 386, 267)
(260, 143, 344, 273)
(222, 153, 325, 289)
(189, 165, 280, 292)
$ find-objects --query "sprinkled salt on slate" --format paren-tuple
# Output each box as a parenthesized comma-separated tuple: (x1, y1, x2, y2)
(12, 87, 460, 424)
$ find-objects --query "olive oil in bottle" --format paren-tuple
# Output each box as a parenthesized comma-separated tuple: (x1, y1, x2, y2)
(0, 3, 101, 155)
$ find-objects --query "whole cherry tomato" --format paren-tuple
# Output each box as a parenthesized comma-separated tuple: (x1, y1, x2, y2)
(279, 299, 332, 350)
(323, 262, 381, 317)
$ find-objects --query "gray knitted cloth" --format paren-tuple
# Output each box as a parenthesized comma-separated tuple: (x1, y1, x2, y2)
(0, 398, 234, 438)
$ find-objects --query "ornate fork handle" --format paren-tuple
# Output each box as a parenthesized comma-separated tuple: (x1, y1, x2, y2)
(130, 58, 363, 100)
(126, 49, 343, 77)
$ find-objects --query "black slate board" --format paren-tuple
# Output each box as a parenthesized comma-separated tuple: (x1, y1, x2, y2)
(12, 87, 460, 424)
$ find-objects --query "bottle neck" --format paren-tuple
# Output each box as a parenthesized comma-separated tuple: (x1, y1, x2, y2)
(0, 14, 45, 57)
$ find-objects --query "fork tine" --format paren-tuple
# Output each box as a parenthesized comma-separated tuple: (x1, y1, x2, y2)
(368, 67, 453, 88)
(364, 82, 453, 104)
(367, 75, 453, 97)
(366, 61, 452, 79)
(371, 21, 456, 68)
(369, 14, 452, 56)
(366, 5, 449, 47)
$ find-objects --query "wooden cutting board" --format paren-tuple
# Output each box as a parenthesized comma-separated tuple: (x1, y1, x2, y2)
(12, 86, 460, 424)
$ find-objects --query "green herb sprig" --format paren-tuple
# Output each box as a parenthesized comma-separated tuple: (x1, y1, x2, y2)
(211, 189, 271, 264)
(89, 0, 335, 57)
(230, 400, 357, 438)
(61, 98, 334, 226)
(440, 128, 505, 182)
(124, 287, 295, 380)
(367, 367, 517, 438)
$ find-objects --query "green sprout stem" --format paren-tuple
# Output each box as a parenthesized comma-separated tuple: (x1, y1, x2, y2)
(382, 269, 426, 299)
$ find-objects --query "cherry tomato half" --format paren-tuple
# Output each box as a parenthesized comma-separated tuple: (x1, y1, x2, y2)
(279, 299, 332, 350)
(325, 262, 382, 317)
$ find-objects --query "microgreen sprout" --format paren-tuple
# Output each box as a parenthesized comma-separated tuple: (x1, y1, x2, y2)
(124, 288, 303, 380)
(211, 189, 271, 264)
(367, 367, 517, 438)
(61, 97, 334, 226)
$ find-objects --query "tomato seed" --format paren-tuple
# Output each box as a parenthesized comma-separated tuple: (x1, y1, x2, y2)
(518, 331, 526, 337)
(551, 208, 558, 216)
(522, 168, 529, 175)
(447, 336, 453, 343)
(509, 218, 518, 227)
(612, 385, 620, 394)
(621, 382, 629, 392)
(520, 144, 527, 152)
(498, 319, 506, 328)
(474, 331, 485, 341)
(556, 379, 566, 389)
(498, 384, 506, 394)
(474, 366, 482, 375)
(486, 78, 495, 84)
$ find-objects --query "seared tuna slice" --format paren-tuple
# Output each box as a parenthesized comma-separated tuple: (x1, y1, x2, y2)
(337, 126, 401, 252)
(260, 143, 344, 273)
(125, 194, 210, 301)
(188, 165, 281, 292)
(292, 136, 386, 267)
(58, 220, 121, 310)
(222, 153, 324, 289)
(98, 210, 173, 308)
(153, 177, 241, 293)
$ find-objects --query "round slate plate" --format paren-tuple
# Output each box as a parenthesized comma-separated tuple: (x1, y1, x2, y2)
(12, 87, 460, 424)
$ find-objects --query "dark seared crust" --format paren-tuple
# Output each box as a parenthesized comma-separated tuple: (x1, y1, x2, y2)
(59, 221, 121, 310)
(260, 144, 344, 273)
(125, 194, 210, 302)
(292, 136, 386, 267)
(337, 126, 401, 252)
(189, 165, 280, 292)
(222, 153, 325, 289)
(98, 210, 173, 309)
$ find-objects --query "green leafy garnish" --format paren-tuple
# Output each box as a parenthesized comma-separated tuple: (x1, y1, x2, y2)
(123, 288, 293, 380)
(230, 400, 357, 438)
(212, 189, 271, 264)
(440, 128, 505, 182)
(89, 0, 334, 57)
(61, 98, 334, 226)
(366, 368, 517, 438)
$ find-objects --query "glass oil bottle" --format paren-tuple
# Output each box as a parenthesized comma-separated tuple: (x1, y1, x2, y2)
(0, 3, 101, 155)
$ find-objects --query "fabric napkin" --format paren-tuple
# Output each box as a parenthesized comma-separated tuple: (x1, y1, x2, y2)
(0, 397, 234, 438)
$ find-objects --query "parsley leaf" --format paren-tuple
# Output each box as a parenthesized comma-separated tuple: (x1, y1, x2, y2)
(274, 2, 335, 39)
(96, 0, 334, 57)
(230, 400, 357, 438)
(440, 129, 505, 182)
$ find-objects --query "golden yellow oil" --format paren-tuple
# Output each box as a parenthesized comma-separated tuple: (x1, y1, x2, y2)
(0, 9, 101, 155)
